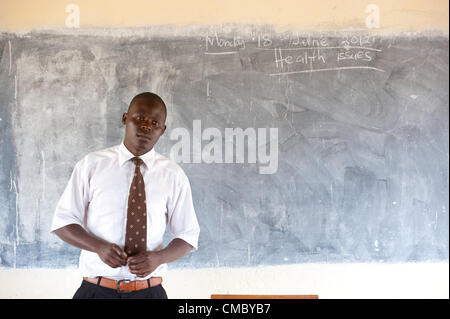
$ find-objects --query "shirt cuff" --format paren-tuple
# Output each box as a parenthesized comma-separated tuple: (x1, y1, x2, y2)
(173, 231, 199, 251)
(50, 215, 84, 233)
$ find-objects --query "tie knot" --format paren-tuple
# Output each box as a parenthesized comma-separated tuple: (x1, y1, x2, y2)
(131, 157, 143, 167)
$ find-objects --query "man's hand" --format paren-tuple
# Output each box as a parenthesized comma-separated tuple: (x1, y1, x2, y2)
(127, 238, 193, 277)
(54, 225, 193, 275)
(127, 251, 162, 278)
(53, 224, 128, 269)
(96, 242, 128, 268)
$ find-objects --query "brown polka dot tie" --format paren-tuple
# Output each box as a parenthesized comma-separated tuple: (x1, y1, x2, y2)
(124, 157, 147, 256)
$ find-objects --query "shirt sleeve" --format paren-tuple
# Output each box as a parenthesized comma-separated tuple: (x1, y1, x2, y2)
(166, 170, 200, 251)
(50, 157, 90, 233)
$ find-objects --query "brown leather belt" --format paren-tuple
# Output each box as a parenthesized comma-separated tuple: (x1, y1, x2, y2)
(83, 276, 162, 293)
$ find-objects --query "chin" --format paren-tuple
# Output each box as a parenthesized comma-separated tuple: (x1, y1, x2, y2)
(137, 140, 154, 148)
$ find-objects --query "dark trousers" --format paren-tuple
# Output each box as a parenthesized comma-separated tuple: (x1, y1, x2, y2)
(73, 279, 168, 299)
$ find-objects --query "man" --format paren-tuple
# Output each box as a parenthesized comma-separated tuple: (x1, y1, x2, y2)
(51, 92, 200, 299)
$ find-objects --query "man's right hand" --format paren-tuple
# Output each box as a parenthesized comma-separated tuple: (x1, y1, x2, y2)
(96, 242, 128, 268)
(53, 224, 128, 268)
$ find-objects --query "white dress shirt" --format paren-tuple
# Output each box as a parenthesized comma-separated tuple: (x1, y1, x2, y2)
(51, 142, 200, 280)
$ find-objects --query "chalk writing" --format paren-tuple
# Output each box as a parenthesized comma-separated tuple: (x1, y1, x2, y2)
(274, 48, 326, 69)
(205, 32, 245, 52)
(257, 34, 272, 47)
(203, 32, 384, 74)
(340, 35, 376, 48)
(288, 33, 329, 48)
(337, 50, 373, 62)
(269, 66, 385, 76)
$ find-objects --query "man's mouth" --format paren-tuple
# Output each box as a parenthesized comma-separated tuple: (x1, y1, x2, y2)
(136, 133, 151, 140)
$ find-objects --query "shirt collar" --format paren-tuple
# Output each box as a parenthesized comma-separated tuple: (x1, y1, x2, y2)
(118, 142, 156, 168)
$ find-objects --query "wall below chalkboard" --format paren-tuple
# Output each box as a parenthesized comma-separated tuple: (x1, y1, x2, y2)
(0, 27, 448, 268)
(1, 263, 449, 298)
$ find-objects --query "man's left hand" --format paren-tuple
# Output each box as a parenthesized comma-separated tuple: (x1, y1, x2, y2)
(127, 251, 162, 278)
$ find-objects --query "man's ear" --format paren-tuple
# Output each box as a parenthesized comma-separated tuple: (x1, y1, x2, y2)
(122, 113, 128, 125)
(161, 125, 167, 135)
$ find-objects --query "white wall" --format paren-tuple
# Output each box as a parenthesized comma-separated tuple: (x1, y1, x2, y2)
(0, 263, 448, 299)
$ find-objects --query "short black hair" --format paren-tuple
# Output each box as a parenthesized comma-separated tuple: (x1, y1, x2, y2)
(128, 92, 167, 117)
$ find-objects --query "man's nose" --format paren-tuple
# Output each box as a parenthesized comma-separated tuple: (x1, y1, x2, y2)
(140, 122, 152, 132)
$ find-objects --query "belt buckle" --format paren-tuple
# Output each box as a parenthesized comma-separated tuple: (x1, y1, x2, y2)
(117, 279, 133, 293)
